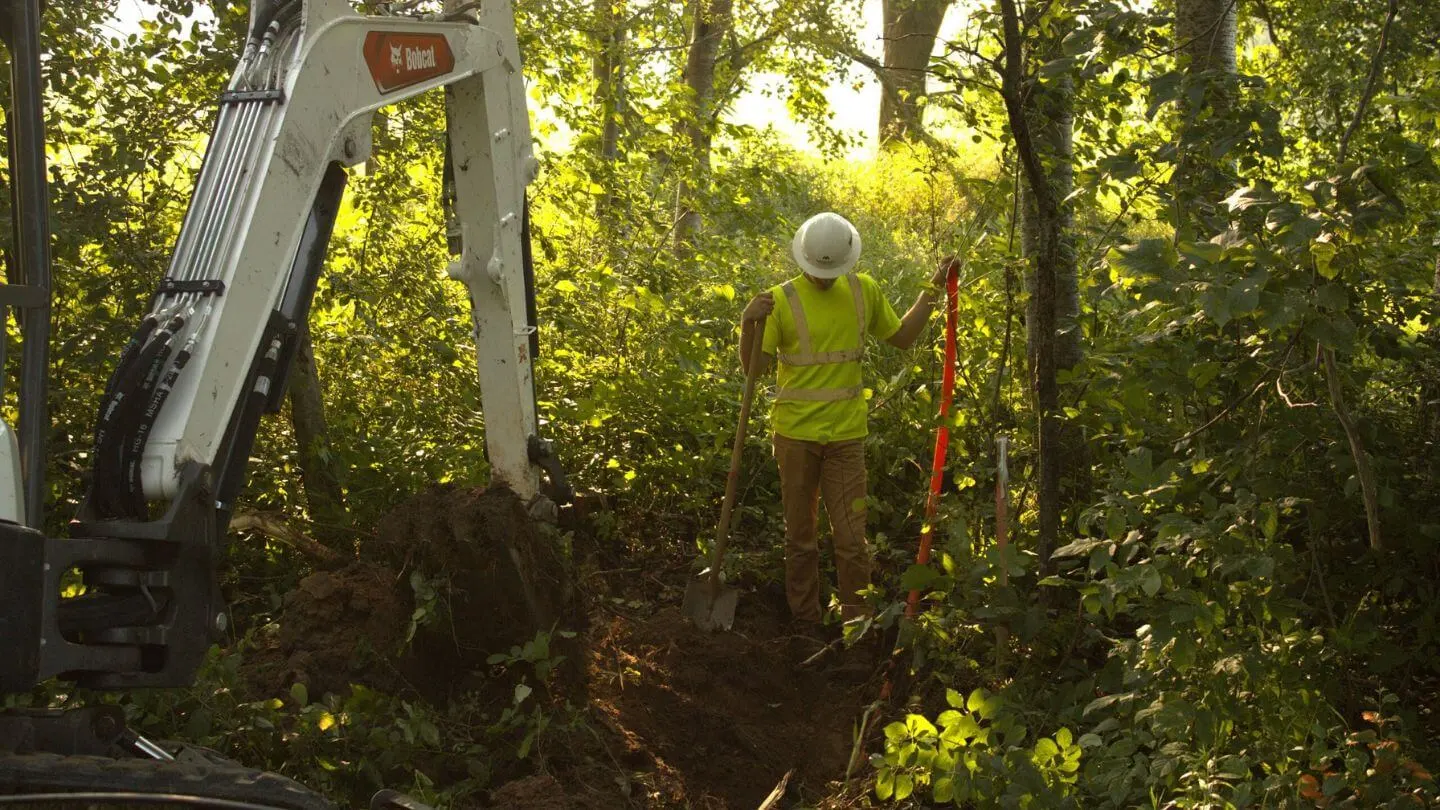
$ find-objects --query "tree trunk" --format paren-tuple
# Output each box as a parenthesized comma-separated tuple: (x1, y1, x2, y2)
(1173, 0, 1238, 235)
(1424, 256, 1440, 468)
(673, 0, 733, 250)
(1010, 12, 1082, 573)
(1021, 70, 1080, 378)
(288, 328, 348, 530)
(1175, 0, 1238, 76)
(593, 0, 627, 215)
(999, 0, 1069, 575)
(879, 0, 950, 146)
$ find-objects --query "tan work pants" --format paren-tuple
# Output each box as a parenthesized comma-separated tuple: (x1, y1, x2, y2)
(773, 434, 871, 622)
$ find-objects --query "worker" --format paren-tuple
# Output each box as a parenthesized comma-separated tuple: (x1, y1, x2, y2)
(740, 211, 955, 629)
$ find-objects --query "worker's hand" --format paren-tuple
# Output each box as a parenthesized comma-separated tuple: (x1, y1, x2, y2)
(743, 291, 774, 323)
(931, 256, 961, 288)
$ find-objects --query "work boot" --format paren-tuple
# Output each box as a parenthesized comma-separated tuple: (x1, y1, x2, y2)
(826, 638, 880, 680)
(788, 618, 835, 644)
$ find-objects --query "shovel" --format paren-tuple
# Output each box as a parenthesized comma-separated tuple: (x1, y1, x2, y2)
(683, 334, 765, 631)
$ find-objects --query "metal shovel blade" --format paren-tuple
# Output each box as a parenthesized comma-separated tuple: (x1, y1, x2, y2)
(682, 577, 738, 631)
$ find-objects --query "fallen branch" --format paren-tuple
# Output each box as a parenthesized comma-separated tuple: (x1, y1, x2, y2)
(797, 637, 844, 669)
(755, 768, 793, 810)
(230, 511, 344, 562)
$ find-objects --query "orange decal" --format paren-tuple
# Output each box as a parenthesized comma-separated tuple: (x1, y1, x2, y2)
(363, 32, 455, 94)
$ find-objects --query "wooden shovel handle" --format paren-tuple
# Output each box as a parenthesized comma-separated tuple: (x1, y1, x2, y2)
(711, 332, 766, 588)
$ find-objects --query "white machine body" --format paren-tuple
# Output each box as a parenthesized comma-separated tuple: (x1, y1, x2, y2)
(0, 419, 23, 525)
(130, 0, 541, 504)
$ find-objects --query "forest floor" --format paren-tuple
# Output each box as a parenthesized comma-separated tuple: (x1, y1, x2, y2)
(531, 492, 890, 810)
(250, 486, 891, 810)
(562, 578, 883, 809)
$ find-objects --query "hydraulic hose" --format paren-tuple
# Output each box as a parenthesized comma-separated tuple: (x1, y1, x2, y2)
(92, 315, 159, 463)
(122, 346, 193, 518)
(92, 315, 184, 518)
(93, 330, 173, 516)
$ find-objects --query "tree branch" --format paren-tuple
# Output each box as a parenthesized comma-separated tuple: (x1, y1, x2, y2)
(231, 511, 344, 563)
(1322, 348, 1382, 550)
(998, 0, 1054, 221)
(1177, 330, 1302, 442)
(1337, 0, 1399, 165)
(1251, 0, 1289, 59)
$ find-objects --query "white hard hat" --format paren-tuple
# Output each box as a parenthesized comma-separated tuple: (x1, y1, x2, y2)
(791, 212, 861, 279)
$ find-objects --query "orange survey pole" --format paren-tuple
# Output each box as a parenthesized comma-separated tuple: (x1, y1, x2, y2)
(904, 259, 960, 618)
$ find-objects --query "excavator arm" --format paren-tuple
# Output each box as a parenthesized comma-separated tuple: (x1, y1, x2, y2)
(0, 0, 568, 696)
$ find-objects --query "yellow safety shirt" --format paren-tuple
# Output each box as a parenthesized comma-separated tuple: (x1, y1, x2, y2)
(761, 273, 900, 442)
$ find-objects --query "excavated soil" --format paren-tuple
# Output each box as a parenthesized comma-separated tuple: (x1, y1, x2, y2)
(249, 485, 576, 698)
(250, 488, 883, 808)
(573, 590, 879, 809)
(486, 775, 572, 810)
(373, 484, 579, 678)
(247, 560, 411, 697)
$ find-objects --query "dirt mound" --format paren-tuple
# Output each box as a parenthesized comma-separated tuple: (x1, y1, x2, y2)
(486, 774, 571, 810)
(250, 561, 409, 697)
(250, 486, 577, 699)
(376, 484, 577, 674)
(582, 592, 877, 808)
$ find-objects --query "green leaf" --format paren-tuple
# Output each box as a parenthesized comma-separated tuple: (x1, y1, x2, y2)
(884, 721, 908, 742)
(1140, 565, 1162, 597)
(1108, 239, 1178, 278)
(1178, 241, 1224, 265)
(1146, 71, 1183, 118)
(1311, 240, 1338, 278)
(1317, 283, 1348, 311)
(1260, 504, 1279, 540)
(1223, 186, 1276, 212)
(554, 279, 579, 294)
(290, 682, 309, 707)
(900, 563, 939, 593)
(966, 689, 1001, 719)
(1084, 692, 1130, 716)
(1105, 509, 1126, 540)
(876, 769, 895, 800)
(894, 773, 915, 801)
(907, 714, 938, 738)
(1039, 56, 1075, 79)
(933, 775, 954, 803)
(941, 712, 981, 742)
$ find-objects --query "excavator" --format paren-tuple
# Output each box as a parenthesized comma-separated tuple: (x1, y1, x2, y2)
(0, 0, 568, 805)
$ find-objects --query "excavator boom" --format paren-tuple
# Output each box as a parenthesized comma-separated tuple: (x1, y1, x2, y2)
(0, 0, 565, 696)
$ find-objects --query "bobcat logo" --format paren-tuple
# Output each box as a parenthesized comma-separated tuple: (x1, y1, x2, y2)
(365, 32, 453, 93)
